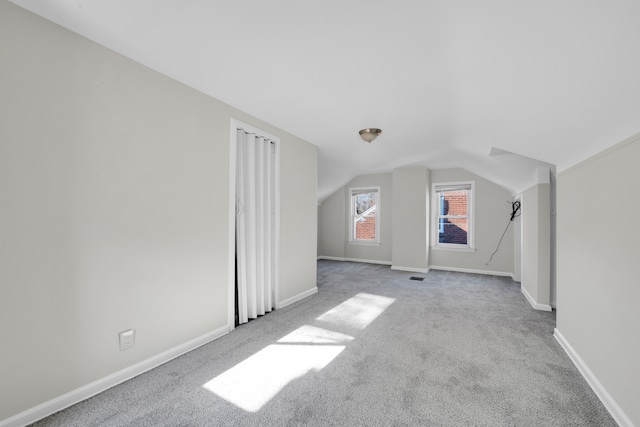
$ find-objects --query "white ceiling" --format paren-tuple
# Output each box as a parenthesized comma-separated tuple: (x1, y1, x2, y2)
(11, 0, 640, 202)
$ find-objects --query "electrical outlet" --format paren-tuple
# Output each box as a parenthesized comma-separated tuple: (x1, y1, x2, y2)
(119, 329, 135, 351)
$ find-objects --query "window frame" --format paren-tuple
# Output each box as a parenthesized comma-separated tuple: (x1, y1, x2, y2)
(348, 186, 380, 245)
(431, 181, 475, 251)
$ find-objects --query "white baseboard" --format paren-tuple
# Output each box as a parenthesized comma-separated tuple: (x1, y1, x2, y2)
(391, 265, 429, 273)
(521, 286, 553, 311)
(317, 256, 346, 262)
(554, 329, 633, 427)
(0, 326, 229, 427)
(318, 259, 513, 278)
(317, 255, 344, 261)
(317, 256, 392, 266)
(278, 287, 318, 309)
(344, 257, 392, 265)
(428, 265, 514, 278)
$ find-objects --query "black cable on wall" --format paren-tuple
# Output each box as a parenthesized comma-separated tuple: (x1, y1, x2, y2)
(486, 200, 521, 265)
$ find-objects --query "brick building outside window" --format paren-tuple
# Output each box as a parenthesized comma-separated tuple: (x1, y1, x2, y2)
(434, 182, 474, 249)
(349, 187, 379, 244)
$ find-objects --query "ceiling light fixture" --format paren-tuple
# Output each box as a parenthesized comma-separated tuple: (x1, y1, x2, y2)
(359, 128, 382, 143)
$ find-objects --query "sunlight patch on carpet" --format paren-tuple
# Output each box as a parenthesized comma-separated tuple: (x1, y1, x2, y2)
(203, 326, 346, 412)
(277, 325, 354, 345)
(203, 293, 394, 412)
(315, 293, 395, 331)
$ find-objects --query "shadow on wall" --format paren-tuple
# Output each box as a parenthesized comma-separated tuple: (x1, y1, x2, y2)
(439, 220, 467, 245)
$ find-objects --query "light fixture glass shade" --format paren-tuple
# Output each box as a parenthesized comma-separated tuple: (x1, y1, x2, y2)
(359, 128, 382, 143)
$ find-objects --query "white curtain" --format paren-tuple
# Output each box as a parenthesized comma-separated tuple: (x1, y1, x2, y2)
(236, 129, 275, 325)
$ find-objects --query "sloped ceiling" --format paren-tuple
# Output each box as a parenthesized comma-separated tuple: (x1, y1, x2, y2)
(10, 0, 640, 202)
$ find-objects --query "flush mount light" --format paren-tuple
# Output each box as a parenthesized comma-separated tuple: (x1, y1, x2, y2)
(359, 128, 382, 143)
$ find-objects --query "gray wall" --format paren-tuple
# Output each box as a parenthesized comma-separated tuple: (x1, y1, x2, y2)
(0, 2, 317, 421)
(279, 138, 318, 302)
(521, 183, 552, 309)
(392, 166, 429, 272)
(513, 196, 522, 282)
(317, 188, 346, 259)
(429, 168, 514, 275)
(556, 133, 640, 426)
(318, 167, 514, 275)
(317, 173, 393, 264)
(343, 173, 393, 263)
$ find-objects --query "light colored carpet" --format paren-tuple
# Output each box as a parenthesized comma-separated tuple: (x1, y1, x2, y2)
(31, 260, 616, 426)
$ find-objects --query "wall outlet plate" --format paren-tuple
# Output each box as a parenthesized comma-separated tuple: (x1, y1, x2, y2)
(119, 329, 135, 351)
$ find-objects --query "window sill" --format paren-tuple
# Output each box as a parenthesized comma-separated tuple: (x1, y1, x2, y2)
(430, 245, 476, 253)
(349, 240, 381, 247)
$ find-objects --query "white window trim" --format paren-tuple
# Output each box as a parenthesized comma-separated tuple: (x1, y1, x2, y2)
(348, 186, 380, 245)
(431, 181, 475, 251)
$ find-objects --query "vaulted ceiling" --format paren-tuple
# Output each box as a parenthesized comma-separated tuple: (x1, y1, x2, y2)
(11, 0, 640, 202)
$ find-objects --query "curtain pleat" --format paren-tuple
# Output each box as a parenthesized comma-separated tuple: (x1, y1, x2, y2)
(255, 137, 265, 317)
(236, 130, 248, 324)
(265, 141, 273, 312)
(236, 129, 275, 325)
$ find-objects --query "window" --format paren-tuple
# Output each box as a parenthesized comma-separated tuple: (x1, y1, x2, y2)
(349, 187, 380, 244)
(432, 182, 474, 250)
